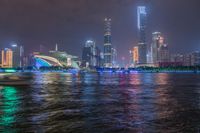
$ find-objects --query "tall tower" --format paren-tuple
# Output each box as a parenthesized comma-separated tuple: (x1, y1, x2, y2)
(137, 6, 147, 64)
(104, 18, 112, 68)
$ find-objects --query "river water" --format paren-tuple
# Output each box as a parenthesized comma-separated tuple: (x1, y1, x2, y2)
(0, 72, 200, 133)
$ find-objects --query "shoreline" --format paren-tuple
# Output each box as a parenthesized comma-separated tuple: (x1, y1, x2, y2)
(0, 70, 200, 74)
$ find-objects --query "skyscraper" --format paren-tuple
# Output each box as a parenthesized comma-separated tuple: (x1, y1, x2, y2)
(158, 44, 170, 63)
(10, 43, 24, 68)
(104, 18, 112, 68)
(129, 50, 134, 67)
(111, 47, 117, 67)
(137, 6, 147, 64)
(1, 48, 13, 68)
(82, 40, 97, 68)
(152, 32, 161, 64)
(151, 32, 170, 65)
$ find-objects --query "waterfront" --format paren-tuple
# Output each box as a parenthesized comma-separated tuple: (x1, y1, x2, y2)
(1, 72, 200, 132)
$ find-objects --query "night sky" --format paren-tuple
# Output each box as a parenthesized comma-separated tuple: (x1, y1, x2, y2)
(0, 0, 200, 63)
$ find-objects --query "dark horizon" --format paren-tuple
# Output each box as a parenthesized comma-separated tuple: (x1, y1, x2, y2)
(0, 0, 200, 63)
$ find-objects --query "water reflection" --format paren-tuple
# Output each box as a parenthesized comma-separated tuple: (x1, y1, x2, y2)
(0, 86, 20, 132)
(0, 73, 200, 132)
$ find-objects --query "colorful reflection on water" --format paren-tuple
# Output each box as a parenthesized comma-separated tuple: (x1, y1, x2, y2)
(0, 73, 200, 132)
(0, 86, 20, 133)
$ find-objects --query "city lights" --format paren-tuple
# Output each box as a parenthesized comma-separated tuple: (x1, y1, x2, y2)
(0, 1, 200, 133)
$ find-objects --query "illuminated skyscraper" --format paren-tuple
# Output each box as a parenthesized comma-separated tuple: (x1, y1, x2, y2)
(111, 47, 117, 67)
(104, 18, 112, 67)
(152, 32, 162, 64)
(10, 43, 24, 68)
(82, 40, 99, 68)
(151, 32, 170, 65)
(1, 48, 13, 68)
(137, 6, 147, 64)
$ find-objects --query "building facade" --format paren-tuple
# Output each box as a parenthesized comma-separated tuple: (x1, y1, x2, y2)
(151, 32, 169, 66)
(137, 6, 147, 64)
(151, 32, 161, 64)
(191, 51, 200, 66)
(1, 48, 13, 68)
(82, 40, 101, 68)
(10, 43, 24, 68)
(183, 54, 192, 66)
(111, 47, 117, 67)
(133, 46, 139, 65)
(104, 18, 112, 67)
(158, 44, 170, 63)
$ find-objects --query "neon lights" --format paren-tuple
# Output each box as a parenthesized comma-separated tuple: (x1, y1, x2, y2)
(34, 55, 63, 67)
(4, 69, 16, 73)
(35, 58, 52, 68)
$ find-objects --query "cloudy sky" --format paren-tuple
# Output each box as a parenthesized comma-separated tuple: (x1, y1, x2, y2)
(0, 0, 200, 63)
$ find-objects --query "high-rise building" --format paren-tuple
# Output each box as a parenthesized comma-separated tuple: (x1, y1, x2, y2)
(137, 6, 147, 64)
(138, 44, 147, 64)
(158, 44, 170, 62)
(151, 32, 170, 65)
(82, 40, 98, 68)
(96, 47, 102, 67)
(10, 43, 24, 68)
(111, 47, 117, 67)
(1, 48, 13, 68)
(104, 18, 112, 68)
(100, 52, 104, 67)
(129, 50, 134, 67)
(151, 32, 161, 64)
(147, 50, 152, 64)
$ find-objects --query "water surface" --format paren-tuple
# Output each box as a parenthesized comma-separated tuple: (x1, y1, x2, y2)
(0, 72, 200, 132)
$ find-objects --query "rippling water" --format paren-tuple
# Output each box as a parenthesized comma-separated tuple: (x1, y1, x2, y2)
(1, 72, 200, 132)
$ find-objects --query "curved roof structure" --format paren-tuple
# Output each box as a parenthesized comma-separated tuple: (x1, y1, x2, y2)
(33, 54, 80, 69)
(33, 55, 63, 68)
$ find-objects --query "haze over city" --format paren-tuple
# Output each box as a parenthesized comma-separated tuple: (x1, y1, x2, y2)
(0, 0, 200, 64)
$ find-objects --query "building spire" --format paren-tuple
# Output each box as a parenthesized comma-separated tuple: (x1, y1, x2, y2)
(55, 44, 58, 51)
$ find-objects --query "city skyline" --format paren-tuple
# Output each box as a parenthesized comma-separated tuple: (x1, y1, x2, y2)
(0, 0, 200, 64)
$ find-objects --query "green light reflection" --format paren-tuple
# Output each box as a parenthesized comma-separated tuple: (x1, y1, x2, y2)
(0, 86, 20, 132)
